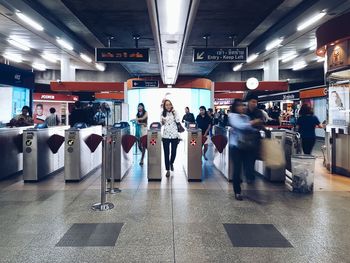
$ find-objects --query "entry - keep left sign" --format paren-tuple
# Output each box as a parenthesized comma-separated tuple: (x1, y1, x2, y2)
(193, 48, 247, 62)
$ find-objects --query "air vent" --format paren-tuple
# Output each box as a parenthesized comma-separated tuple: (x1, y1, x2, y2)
(166, 40, 178, 44)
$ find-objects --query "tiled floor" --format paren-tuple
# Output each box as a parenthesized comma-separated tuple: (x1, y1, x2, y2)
(1, 143, 350, 262)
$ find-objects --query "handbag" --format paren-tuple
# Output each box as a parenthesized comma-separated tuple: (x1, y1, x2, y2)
(176, 122, 185, 133)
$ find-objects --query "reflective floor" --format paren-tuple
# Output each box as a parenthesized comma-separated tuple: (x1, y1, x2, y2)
(1, 143, 350, 262)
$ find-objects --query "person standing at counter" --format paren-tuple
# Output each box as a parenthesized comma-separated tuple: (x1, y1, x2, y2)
(9, 106, 34, 127)
(296, 104, 322, 155)
(245, 93, 264, 184)
(228, 99, 261, 201)
(161, 99, 179, 178)
(196, 106, 212, 160)
(45, 107, 60, 126)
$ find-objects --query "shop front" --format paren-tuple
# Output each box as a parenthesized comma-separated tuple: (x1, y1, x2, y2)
(0, 64, 34, 126)
(33, 93, 79, 125)
(316, 11, 350, 176)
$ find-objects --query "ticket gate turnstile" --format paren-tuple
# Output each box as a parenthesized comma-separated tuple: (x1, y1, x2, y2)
(255, 129, 286, 182)
(64, 124, 102, 182)
(106, 122, 133, 181)
(183, 124, 202, 181)
(0, 126, 34, 179)
(212, 126, 232, 181)
(23, 125, 68, 182)
(147, 122, 162, 181)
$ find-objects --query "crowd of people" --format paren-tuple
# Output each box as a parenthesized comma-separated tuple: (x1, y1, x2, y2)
(69, 101, 110, 127)
(133, 94, 322, 200)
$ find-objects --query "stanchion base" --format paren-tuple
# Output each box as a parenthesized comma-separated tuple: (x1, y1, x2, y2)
(106, 188, 122, 194)
(91, 202, 114, 211)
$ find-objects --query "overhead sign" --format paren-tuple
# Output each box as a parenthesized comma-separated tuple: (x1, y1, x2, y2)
(193, 48, 247, 62)
(259, 91, 299, 102)
(132, 80, 159, 88)
(95, 48, 149, 63)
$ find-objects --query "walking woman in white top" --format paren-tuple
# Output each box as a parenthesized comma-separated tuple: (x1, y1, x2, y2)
(161, 99, 180, 178)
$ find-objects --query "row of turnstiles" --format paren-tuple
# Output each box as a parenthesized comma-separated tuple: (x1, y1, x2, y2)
(0, 122, 300, 183)
(0, 122, 203, 182)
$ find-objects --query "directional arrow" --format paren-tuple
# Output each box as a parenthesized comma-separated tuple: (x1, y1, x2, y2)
(196, 52, 204, 60)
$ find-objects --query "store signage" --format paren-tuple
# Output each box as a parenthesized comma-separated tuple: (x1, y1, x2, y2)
(95, 48, 149, 62)
(193, 48, 247, 62)
(132, 80, 159, 88)
(300, 87, 328, 99)
(0, 63, 34, 89)
(33, 93, 79, 102)
(259, 92, 299, 102)
(327, 40, 349, 72)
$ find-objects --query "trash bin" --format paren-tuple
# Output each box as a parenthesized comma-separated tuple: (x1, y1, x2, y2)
(290, 154, 315, 193)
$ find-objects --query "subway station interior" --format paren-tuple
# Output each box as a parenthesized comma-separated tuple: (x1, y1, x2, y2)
(1, 0, 350, 262)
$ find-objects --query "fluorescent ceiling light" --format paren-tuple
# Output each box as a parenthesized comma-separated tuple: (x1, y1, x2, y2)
(281, 53, 298, 63)
(32, 63, 46, 71)
(246, 53, 259, 63)
(16, 12, 44, 31)
(233, 63, 243, 71)
(164, 0, 183, 34)
(297, 12, 326, 31)
(3, 53, 22, 63)
(167, 49, 177, 64)
(292, 62, 307, 70)
(266, 38, 283, 51)
(95, 63, 106, 71)
(56, 38, 73, 51)
(41, 53, 59, 63)
(7, 38, 30, 51)
(80, 53, 92, 63)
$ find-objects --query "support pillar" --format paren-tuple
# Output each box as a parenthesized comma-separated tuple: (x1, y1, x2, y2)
(263, 53, 279, 81)
(60, 56, 76, 81)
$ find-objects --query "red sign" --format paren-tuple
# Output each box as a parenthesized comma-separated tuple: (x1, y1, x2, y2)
(33, 93, 79, 102)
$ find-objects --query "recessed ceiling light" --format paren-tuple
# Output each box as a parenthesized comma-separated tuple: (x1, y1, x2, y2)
(246, 53, 259, 63)
(32, 63, 46, 71)
(233, 63, 243, 71)
(80, 53, 92, 63)
(281, 53, 298, 63)
(56, 38, 73, 51)
(3, 53, 23, 63)
(266, 38, 283, 51)
(16, 12, 44, 31)
(7, 37, 30, 51)
(292, 62, 307, 70)
(41, 53, 59, 63)
(297, 12, 326, 31)
(95, 63, 106, 71)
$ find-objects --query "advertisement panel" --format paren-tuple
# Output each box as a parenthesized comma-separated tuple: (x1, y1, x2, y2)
(329, 86, 350, 126)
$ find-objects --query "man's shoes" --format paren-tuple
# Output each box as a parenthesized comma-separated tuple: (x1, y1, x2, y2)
(170, 164, 174, 171)
(166, 171, 170, 177)
(235, 193, 243, 201)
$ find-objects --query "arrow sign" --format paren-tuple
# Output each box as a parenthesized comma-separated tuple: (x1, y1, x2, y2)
(193, 48, 247, 62)
(196, 52, 204, 60)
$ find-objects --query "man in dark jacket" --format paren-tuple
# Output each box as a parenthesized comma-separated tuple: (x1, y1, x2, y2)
(182, 107, 195, 127)
(245, 93, 264, 183)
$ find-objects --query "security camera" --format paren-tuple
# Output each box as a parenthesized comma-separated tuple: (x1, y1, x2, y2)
(57, 79, 62, 84)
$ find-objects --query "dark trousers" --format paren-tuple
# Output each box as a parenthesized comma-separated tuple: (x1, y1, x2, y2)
(162, 138, 178, 170)
(302, 138, 316, 155)
(231, 146, 250, 194)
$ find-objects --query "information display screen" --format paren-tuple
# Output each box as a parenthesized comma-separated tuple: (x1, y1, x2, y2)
(0, 86, 30, 124)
